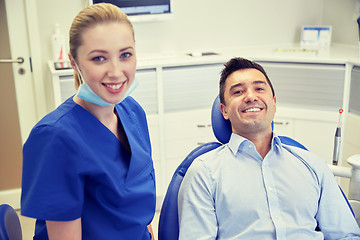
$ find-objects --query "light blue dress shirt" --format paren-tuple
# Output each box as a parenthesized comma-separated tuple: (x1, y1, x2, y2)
(178, 133, 360, 240)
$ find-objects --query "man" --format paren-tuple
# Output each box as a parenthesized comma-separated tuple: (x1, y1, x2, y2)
(178, 57, 360, 239)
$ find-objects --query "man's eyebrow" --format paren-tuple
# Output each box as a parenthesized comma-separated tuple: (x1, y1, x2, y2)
(229, 83, 243, 91)
(229, 80, 267, 91)
(253, 80, 267, 85)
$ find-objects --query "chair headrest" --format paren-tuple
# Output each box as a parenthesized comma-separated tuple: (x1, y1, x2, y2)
(211, 95, 232, 144)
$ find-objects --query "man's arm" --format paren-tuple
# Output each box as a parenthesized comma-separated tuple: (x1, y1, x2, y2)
(316, 165, 360, 239)
(178, 159, 218, 239)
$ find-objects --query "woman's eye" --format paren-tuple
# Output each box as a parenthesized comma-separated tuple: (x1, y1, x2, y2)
(121, 52, 132, 59)
(92, 56, 105, 62)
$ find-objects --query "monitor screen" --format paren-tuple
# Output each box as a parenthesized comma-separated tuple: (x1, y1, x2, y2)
(91, 0, 173, 22)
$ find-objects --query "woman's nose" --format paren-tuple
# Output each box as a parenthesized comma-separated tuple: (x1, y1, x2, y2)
(107, 60, 123, 78)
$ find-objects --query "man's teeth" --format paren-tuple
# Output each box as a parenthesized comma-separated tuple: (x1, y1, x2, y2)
(244, 108, 261, 112)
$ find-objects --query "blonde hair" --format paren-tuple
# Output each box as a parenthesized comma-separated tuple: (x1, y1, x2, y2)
(69, 3, 134, 89)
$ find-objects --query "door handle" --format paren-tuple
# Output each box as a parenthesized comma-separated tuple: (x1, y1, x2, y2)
(273, 121, 289, 125)
(0, 57, 24, 64)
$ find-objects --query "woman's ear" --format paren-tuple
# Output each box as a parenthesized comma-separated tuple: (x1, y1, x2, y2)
(68, 53, 77, 70)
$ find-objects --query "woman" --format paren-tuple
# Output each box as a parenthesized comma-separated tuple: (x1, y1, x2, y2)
(21, 3, 156, 239)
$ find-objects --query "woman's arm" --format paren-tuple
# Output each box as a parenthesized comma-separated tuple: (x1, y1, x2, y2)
(147, 224, 154, 240)
(46, 218, 82, 240)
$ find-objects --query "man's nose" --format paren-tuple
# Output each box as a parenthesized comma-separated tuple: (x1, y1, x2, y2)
(243, 89, 258, 102)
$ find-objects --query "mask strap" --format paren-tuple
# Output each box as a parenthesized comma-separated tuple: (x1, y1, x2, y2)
(74, 61, 84, 85)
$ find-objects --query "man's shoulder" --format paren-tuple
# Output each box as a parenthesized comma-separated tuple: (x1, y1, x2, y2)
(282, 144, 329, 174)
(191, 143, 229, 170)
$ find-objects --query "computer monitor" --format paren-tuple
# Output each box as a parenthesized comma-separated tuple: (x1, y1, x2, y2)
(91, 0, 173, 22)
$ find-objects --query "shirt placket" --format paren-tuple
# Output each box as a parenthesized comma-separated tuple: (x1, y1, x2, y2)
(261, 156, 287, 240)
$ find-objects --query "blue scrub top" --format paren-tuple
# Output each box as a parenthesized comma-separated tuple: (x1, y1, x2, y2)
(21, 96, 156, 240)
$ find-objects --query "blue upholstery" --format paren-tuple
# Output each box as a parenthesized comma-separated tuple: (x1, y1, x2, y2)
(158, 95, 351, 240)
(158, 142, 221, 240)
(211, 95, 231, 144)
(0, 204, 22, 240)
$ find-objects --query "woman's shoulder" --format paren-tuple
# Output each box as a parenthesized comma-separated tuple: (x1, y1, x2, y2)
(117, 96, 144, 113)
(116, 96, 148, 123)
(33, 97, 81, 132)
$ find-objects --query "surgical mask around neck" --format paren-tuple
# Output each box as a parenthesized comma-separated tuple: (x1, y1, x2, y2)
(74, 62, 138, 106)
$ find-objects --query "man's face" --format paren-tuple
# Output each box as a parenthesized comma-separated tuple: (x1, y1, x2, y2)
(220, 68, 276, 137)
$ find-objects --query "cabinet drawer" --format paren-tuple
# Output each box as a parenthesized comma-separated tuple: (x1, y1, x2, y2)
(273, 117, 294, 137)
(58, 74, 76, 103)
(130, 69, 158, 114)
(350, 66, 360, 115)
(163, 64, 222, 112)
(258, 62, 345, 111)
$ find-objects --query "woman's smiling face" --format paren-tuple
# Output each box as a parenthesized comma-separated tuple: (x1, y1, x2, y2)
(75, 22, 136, 105)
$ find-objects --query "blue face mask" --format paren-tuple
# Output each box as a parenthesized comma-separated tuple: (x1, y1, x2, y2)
(75, 62, 138, 106)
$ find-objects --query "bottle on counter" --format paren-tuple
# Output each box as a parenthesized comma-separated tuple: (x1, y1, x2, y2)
(51, 23, 70, 69)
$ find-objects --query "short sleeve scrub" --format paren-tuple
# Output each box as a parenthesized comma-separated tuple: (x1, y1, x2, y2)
(21, 96, 156, 240)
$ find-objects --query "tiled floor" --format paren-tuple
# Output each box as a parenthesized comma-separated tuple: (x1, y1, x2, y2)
(17, 210, 160, 240)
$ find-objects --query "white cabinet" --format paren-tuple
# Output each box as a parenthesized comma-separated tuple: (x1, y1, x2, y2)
(130, 69, 158, 115)
(293, 118, 337, 162)
(163, 109, 216, 189)
(339, 65, 360, 193)
(342, 66, 360, 164)
(162, 64, 222, 112)
(161, 64, 222, 190)
(349, 66, 360, 116)
(273, 116, 293, 137)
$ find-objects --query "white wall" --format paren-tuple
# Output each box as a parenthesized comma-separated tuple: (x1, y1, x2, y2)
(35, 0, 360, 60)
(36, 0, 324, 60)
(33, 0, 359, 112)
(323, 0, 360, 46)
(133, 0, 323, 54)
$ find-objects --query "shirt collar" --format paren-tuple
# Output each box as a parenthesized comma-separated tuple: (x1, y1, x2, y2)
(227, 132, 284, 155)
(272, 133, 284, 153)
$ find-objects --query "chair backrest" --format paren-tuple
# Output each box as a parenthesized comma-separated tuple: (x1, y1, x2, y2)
(158, 142, 221, 240)
(0, 204, 22, 240)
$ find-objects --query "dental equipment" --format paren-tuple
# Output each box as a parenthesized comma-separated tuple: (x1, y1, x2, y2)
(332, 109, 343, 165)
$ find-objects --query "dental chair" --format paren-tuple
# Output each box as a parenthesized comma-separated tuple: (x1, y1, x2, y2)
(0, 204, 22, 240)
(158, 95, 318, 240)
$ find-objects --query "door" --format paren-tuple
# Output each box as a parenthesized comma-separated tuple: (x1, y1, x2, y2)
(0, 0, 38, 209)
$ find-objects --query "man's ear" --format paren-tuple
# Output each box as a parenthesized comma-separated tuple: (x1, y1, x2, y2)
(220, 103, 229, 120)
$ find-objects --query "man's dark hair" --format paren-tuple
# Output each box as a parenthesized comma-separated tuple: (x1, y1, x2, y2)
(219, 57, 275, 104)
